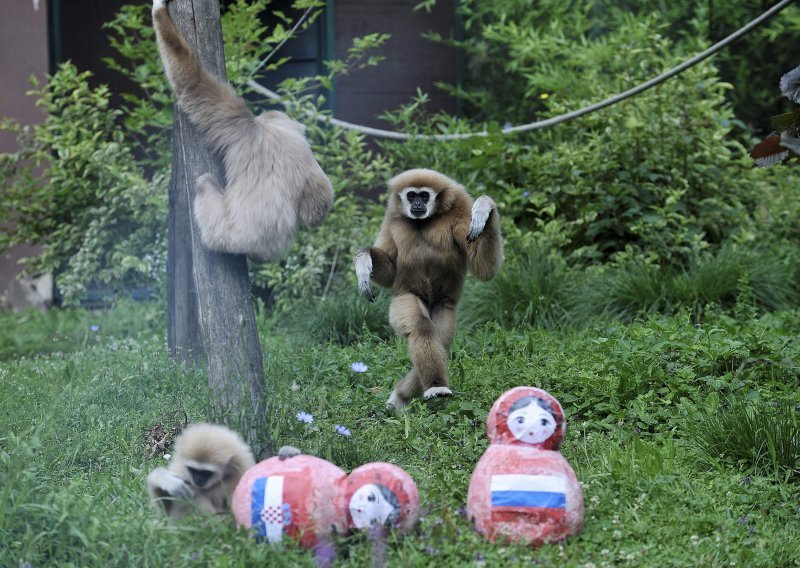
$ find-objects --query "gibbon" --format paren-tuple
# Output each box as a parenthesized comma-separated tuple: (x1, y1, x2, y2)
(152, 0, 333, 262)
(146, 422, 255, 521)
(354, 169, 503, 410)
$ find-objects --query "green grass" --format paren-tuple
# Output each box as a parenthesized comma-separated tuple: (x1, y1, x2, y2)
(2, 301, 800, 566)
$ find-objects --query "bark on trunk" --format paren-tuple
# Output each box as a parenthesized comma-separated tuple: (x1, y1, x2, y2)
(165, 0, 267, 453)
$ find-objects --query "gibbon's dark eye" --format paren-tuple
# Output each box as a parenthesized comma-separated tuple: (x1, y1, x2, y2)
(515, 417, 525, 424)
(541, 418, 550, 427)
(368, 493, 376, 502)
(406, 191, 417, 202)
(420, 192, 430, 203)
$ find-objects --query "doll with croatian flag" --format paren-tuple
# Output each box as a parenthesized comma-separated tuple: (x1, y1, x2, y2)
(231, 449, 419, 551)
(467, 387, 584, 546)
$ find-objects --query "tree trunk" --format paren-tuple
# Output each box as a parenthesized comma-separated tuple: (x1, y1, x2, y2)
(165, 0, 267, 453)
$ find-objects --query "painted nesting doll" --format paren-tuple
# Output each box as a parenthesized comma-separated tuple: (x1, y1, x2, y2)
(467, 387, 584, 546)
(231, 453, 419, 549)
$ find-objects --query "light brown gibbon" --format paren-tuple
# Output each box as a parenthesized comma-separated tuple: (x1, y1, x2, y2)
(354, 169, 503, 410)
(146, 423, 255, 522)
(152, 0, 333, 262)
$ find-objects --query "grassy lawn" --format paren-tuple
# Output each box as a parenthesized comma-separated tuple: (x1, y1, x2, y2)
(1, 301, 798, 566)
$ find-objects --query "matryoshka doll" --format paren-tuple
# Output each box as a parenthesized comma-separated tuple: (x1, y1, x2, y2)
(467, 387, 584, 546)
(231, 453, 419, 549)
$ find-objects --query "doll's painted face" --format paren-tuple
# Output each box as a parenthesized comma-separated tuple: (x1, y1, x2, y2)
(348, 483, 400, 529)
(507, 396, 557, 445)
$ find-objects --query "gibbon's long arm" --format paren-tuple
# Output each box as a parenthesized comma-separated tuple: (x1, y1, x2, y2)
(460, 195, 503, 281)
(147, 466, 194, 517)
(152, 0, 254, 155)
(355, 219, 398, 301)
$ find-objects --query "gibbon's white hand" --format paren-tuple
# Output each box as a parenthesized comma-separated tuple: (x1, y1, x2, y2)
(158, 471, 194, 500)
(467, 195, 495, 243)
(355, 249, 376, 302)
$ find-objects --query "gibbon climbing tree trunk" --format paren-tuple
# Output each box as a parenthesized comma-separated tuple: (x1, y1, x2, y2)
(165, 0, 267, 453)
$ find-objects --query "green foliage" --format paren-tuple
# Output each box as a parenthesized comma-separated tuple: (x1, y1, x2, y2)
(0, 64, 166, 304)
(459, 242, 577, 330)
(686, 398, 800, 480)
(382, 11, 770, 267)
(576, 244, 799, 321)
(290, 283, 393, 346)
(437, 0, 800, 133)
(0, 300, 163, 360)
(3, 303, 800, 565)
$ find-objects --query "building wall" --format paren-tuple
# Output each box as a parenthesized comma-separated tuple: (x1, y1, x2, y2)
(0, 0, 50, 310)
(333, 0, 457, 128)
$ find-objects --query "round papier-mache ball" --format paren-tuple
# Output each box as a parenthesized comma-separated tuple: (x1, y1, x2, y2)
(467, 387, 584, 547)
(339, 462, 420, 533)
(232, 454, 347, 549)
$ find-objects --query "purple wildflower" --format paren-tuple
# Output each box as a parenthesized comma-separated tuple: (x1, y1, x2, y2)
(334, 424, 351, 437)
(296, 411, 314, 424)
(313, 540, 337, 568)
(90, 325, 100, 332)
(351, 361, 368, 373)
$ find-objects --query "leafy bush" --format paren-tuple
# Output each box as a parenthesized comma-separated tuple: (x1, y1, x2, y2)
(0, 64, 165, 305)
(279, 282, 393, 345)
(686, 398, 800, 479)
(383, 10, 767, 266)
(459, 242, 577, 330)
(575, 244, 799, 320)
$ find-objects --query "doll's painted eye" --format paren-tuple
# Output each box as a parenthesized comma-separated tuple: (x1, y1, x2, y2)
(541, 418, 550, 426)
(515, 417, 525, 424)
(368, 493, 376, 502)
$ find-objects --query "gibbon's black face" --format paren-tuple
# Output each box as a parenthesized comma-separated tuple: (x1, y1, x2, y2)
(186, 462, 222, 489)
(399, 187, 437, 220)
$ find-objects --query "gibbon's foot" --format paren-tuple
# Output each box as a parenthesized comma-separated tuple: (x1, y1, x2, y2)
(386, 391, 407, 412)
(354, 249, 375, 302)
(195, 173, 224, 198)
(423, 386, 453, 400)
(467, 195, 495, 243)
(278, 445, 301, 460)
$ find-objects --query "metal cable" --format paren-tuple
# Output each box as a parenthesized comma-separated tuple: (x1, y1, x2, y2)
(247, 0, 797, 141)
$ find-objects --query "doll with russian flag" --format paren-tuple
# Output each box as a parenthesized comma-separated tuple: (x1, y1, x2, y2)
(467, 387, 584, 546)
(231, 448, 419, 551)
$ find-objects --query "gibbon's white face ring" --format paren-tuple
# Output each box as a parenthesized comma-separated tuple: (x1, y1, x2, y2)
(349, 483, 396, 528)
(399, 187, 437, 220)
(507, 402, 557, 444)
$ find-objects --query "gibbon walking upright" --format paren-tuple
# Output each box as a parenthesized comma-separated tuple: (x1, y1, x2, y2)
(354, 169, 503, 410)
(152, 0, 333, 262)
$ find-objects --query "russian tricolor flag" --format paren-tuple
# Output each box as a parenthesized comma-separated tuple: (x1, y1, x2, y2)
(251, 476, 290, 542)
(490, 474, 567, 509)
